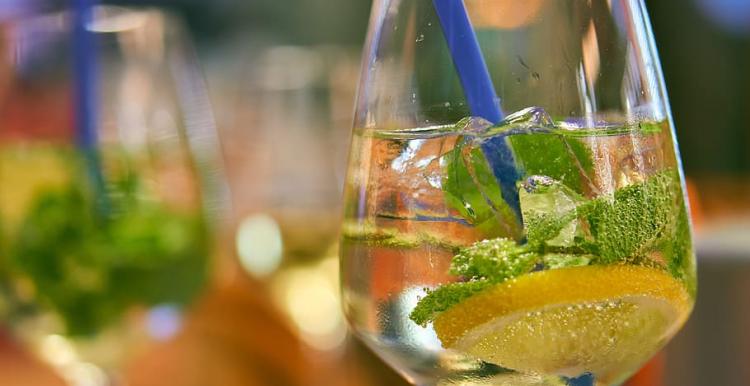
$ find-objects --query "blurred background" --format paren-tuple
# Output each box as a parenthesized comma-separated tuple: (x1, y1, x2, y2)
(1, 0, 749, 385)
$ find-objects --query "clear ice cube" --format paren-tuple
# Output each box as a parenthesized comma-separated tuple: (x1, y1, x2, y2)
(519, 175, 584, 247)
(479, 106, 556, 139)
(503, 106, 555, 128)
(439, 107, 561, 239)
(451, 107, 556, 141)
(457, 116, 495, 136)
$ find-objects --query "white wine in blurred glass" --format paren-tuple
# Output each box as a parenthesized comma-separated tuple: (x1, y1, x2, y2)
(0, 6, 222, 385)
(216, 44, 358, 353)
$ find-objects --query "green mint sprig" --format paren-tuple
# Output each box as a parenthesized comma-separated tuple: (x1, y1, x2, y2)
(582, 172, 674, 264)
(410, 169, 689, 326)
(450, 238, 538, 282)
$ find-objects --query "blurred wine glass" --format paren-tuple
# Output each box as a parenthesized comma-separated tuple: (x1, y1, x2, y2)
(0, 5, 223, 385)
(217, 44, 359, 354)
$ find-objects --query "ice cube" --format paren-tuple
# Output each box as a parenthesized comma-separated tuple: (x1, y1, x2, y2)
(366, 132, 464, 224)
(454, 107, 557, 138)
(441, 135, 524, 238)
(456, 116, 495, 136)
(519, 175, 584, 247)
(439, 107, 560, 239)
(471, 107, 557, 221)
(503, 106, 555, 128)
(480, 106, 556, 138)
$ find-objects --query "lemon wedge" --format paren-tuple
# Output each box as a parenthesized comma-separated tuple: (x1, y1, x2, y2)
(434, 265, 692, 382)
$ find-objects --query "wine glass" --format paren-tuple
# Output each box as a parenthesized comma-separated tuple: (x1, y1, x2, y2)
(0, 5, 222, 385)
(220, 45, 356, 352)
(340, 1, 696, 385)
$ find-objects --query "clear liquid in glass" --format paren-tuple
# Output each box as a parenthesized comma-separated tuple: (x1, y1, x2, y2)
(341, 109, 695, 386)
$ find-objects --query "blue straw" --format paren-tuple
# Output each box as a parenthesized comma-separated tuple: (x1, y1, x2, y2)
(432, 0, 503, 123)
(73, 0, 108, 214)
(432, 0, 521, 216)
(73, 0, 97, 148)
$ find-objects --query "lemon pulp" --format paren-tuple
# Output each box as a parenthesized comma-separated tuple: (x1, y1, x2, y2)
(433, 265, 692, 382)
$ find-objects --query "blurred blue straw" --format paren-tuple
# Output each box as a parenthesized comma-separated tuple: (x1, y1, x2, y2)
(73, 0, 97, 148)
(73, 0, 108, 213)
(432, 0, 521, 216)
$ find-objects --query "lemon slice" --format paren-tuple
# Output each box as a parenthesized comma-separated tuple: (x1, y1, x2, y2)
(433, 265, 692, 382)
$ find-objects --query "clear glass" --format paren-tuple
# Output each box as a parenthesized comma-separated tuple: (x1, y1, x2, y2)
(0, 6, 222, 385)
(340, 1, 696, 385)
(218, 45, 358, 352)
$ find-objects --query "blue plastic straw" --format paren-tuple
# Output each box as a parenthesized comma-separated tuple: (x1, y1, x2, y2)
(432, 0, 521, 216)
(73, 0, 97, 148)
(73, 0, 108, 213)
(432, 0, 503, 123)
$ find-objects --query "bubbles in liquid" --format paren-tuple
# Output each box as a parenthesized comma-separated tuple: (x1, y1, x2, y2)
(343, 106, 692, 385)
(464, 297, 678, 382)
(519, 175, 584, 247)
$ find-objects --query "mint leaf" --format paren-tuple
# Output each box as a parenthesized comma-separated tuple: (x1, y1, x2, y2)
(410, 238, 541, 326)
(583, 172, 675, 264)
(509, 133, 593, 193)
(443, 137, 522, 239)
(450, 238, 539, 281)
(637, 121, 665, 135)
(410, 280, 492, 326)
(525, 212, 578, 248)
(660, 189, 696, 297)
(518, 176, 586, 249)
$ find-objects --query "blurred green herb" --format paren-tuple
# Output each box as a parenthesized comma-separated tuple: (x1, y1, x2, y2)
(5, 155, 209, 337)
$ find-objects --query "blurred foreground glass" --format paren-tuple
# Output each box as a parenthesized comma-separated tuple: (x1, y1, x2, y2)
(340, 1, 696, 385)
(0, 6, 222, 385)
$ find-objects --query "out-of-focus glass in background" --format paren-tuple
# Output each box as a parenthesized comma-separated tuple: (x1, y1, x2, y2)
(1, 0, 749, 385)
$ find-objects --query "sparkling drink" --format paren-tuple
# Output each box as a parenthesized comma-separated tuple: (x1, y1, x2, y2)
(342, 1, 696, 384)
(341, 109, 695, 385)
